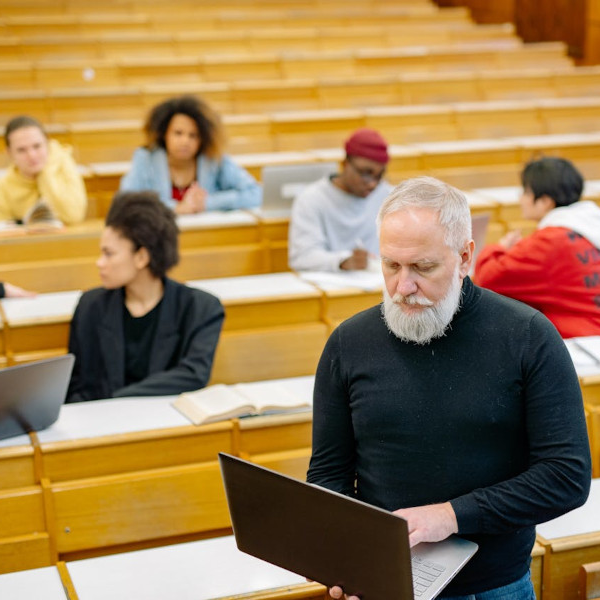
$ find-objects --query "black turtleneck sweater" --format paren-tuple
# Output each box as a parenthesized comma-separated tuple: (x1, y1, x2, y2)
(307, 277, 591, 596)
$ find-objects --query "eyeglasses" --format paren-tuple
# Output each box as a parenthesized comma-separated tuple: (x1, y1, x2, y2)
(346, 158, 386, 183)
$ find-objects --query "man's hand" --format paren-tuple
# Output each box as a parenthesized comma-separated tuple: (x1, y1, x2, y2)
(498, 230, 521, 250)
(393, 502, 458, 547)
(328, 585, 360, 600)
(340, 248, 368, 271)
(3, 282, 36, 298)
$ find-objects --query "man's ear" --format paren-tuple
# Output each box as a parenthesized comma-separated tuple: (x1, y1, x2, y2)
(536, 194, 557, 212)
(459, 239, 475, 279)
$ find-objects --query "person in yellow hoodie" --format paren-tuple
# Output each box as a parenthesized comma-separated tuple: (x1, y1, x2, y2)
(0, 115, 87, 224)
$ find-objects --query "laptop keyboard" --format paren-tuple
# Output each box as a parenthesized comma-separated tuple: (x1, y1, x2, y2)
(411, 555, 446, 597)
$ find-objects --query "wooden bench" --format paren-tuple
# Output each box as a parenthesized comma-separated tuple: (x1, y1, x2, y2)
(0, 40, 571, 92)
(5, 67, 600, 127)
(580, 561, 600, 599)
(0, 23, 520, 62)
(536, 478, 600, 600)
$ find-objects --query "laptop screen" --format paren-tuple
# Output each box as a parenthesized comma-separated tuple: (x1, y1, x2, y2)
(219, 453, 477, 600)
(0, 354, 74, 440)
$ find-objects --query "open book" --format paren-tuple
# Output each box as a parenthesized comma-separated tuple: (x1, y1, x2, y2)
(23, 200, 63, 231)
(172, 381, 312, 425)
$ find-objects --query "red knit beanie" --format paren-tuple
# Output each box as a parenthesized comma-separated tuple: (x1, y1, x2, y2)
(344, 128, 389, 164)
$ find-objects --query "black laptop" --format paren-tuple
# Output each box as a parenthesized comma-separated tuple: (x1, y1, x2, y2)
(0, 354, 74, 440)
(219, 452, 478, 600)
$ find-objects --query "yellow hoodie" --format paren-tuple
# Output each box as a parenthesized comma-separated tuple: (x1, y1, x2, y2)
(0, 139, 87, 224)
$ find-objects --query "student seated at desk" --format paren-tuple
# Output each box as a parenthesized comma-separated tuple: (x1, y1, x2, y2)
(67, 190, 224, 402)
(0, 115, 87, 225)
(288, 128, 393, 272)
(119, 95, 261, 214)
(475, 157, 600, 338)
(0, 281, 34, 298)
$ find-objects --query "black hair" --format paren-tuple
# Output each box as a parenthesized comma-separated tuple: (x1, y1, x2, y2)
(521, 157, 583, 208)
(4, 115, 46, 147)
(106, 191, 180, 278)
(144, 95, 224, 159)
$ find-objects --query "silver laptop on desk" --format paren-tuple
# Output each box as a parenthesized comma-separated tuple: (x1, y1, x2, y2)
(219, 453, 478, 600)
(0, 354, 74, 440)
(260, 162, 338, 215)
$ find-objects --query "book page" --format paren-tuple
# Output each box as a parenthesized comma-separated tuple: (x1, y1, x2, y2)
(173, 384, 254, 425)
(233, 381, 311, 413)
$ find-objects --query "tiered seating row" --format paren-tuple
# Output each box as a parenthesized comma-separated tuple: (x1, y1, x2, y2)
(0, 41, 571, 91)
(72, 132, 600, 219)
(0, 3, 465, 25)
(2, 96, 599, 166)
(0, 23, 518, 61)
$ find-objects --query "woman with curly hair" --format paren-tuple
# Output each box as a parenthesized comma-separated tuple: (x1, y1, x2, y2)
(67, 190, 224, 402)
(120, 95, 260, 213)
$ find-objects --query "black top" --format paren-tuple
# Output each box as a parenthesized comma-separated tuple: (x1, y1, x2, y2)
(123, 297, 162, 386)
(307, 277, 591, 595)
(67, 278, 224, 402)
(0, 282, 4, 298)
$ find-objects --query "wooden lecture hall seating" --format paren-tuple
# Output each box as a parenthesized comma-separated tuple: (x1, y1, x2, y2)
(1, 0, 599, 597)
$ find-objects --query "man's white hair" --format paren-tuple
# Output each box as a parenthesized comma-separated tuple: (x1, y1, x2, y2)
(376, 176, 472, 252)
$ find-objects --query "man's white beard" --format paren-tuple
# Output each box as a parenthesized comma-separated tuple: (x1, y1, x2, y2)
(382, 267, 462, 345)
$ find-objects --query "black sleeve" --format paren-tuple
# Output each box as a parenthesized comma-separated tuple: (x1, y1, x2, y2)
(307, 327, 357, 495)
(451, 312, 592, 534)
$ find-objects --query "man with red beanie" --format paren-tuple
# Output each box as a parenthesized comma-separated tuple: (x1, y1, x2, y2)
(289, 128, 392, 272)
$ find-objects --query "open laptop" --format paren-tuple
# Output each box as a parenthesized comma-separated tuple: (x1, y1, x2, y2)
(260, 162, 338, 214)
(0, 354, 74, 440)
(219, 453, 478, 600)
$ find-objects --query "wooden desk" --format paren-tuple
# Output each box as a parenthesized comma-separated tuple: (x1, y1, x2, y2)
(0, 435, 53, 573)
(531, 541, 545, 600)
(0, 212, 269, 294)
(29, 377, 313, 561)
(65, 535, 326, 600)
(0, 291, 81, 365)
(0, 273, 332, 374)
(536, 478, 600, 600)
(586, 403, 600, 478)
(190, 273, 327, 383)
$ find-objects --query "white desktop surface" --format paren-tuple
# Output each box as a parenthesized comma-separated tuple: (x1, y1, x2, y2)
(298, 268, 384, 292)
(67, 535, 307, 600)
(515, 131, 600, 148)
(0, 566, 67, 599)
(463, 191, 499, 209)
(536, 478, 600, 540)
(565, 336, 600, 377)
(472, 186, 521, 205)
(36, 396, 189, 443)
(583, 180, 600, 199)
(0, 433, 31, 448)
(0, 290, 82, 324)
(188, 272, 318, 300)
(268, 375, 315, 404)
(176, 210, 258, 230)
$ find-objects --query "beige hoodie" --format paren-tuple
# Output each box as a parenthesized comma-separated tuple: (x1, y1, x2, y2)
(0, 139, 87, 224)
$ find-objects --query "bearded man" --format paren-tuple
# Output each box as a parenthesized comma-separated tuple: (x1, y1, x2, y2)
(307, 176, 591, 600)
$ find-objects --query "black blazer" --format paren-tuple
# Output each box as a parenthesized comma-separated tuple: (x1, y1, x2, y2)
(67, 278, 224, 402)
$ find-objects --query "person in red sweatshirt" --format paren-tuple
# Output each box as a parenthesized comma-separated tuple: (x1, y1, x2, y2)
(475, 157, 600, 338)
